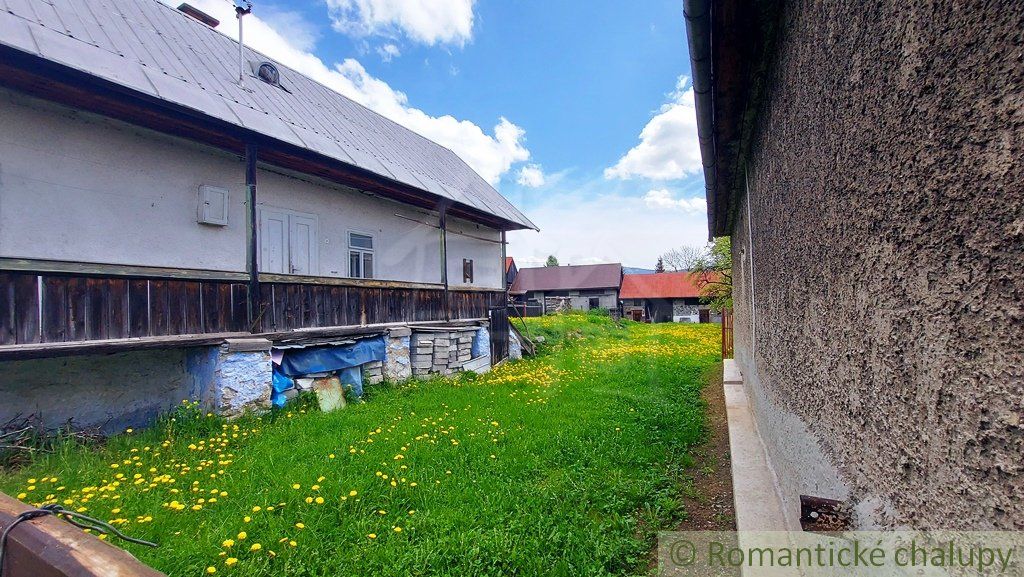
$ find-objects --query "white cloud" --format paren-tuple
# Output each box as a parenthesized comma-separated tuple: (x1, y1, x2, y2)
(516, 164, 546, 188)
(643, 189, 706, 213)
(605, 76, 703, 181)
(326, 0, 476, 47)
(505, 179, 708, 269)
(159, 0, 525, 185)
(376, 43, 401, 62)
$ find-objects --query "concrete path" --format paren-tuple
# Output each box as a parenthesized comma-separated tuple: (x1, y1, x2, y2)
(723, 359, 792, 531)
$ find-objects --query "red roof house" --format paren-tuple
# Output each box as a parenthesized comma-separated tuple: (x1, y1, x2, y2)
(620, 272, 711, 323)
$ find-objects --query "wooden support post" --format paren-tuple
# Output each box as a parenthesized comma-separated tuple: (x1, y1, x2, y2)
(501, 230, 508, 300)
(439, 206, 450, 321)
(244, 143, 260, 331)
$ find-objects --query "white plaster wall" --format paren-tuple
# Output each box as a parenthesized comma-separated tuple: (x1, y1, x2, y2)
(445, 217, 503, 289)
(0, 90, 508, 288)
(0, 90, 247, 272)
(257, 168, 446, 284)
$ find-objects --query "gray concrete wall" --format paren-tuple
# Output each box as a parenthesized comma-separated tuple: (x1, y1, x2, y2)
(0, 348, 216, 434)
(730, 0, 1024, 530)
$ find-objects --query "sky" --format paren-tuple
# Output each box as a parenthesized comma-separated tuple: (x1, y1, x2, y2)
(170, 0, 708, 269)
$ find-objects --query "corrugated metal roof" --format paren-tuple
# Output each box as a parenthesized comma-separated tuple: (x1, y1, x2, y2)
(0, 0, 537, 230)
(620, 272, 702, 299)
(511, 264, 623, 292)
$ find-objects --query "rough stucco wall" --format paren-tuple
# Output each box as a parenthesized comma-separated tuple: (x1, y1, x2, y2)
(0, 349, 216, 433)
(732, 0, 1024, 529)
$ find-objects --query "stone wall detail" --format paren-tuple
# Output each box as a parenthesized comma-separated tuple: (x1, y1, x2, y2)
(412, 326, 480, 378)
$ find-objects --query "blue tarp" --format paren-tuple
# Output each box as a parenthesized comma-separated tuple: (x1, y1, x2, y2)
(278, 336, 386, 377)
(270, 336, 386, 407)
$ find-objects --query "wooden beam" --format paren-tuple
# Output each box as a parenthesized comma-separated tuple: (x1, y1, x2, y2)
(0, 258, 247, 281)
(0, 493, 165, 577)
(0, 333, 245, 361)
(258, 273, 443, 290)
(245, 143, 260, 331)
(439, 206, 450, 321)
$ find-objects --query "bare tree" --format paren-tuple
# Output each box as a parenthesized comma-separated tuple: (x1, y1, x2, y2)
(661, 245, 706, 272)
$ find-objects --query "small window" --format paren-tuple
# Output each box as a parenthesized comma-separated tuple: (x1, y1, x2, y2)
(349, 232, 374, 279)
(257, 62, 280, 86)
(588, 297, 600, 309)
(463, 259, 474, 284)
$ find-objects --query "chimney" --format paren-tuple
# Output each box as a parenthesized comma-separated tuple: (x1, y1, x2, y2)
(177, 3, 219, 27)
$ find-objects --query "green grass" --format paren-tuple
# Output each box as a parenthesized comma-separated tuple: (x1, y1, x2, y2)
(1, 313, 721, 576)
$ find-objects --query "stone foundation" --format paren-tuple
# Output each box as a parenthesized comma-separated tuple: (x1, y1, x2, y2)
(215, 339, 273, 417)
(383, 327, 412, 381)
(411, 326, 480, 378)
(361, 360, 384, 385)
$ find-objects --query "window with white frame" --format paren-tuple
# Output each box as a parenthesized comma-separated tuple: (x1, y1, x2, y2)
(348, 232, 374, 279)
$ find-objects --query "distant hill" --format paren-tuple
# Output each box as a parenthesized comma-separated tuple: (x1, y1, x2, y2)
(623, 267, 655, 275)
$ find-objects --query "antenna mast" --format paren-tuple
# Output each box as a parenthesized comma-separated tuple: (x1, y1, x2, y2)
(235, 1, 253, 87)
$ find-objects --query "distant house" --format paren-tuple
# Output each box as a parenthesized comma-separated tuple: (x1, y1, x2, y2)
(505, 257, 518, 289)
(511, 264, 622, 314)
(620, 272, 708, 323)
(0, 0, 535, 431)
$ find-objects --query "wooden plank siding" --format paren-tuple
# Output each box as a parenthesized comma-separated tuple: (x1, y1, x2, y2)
(0, 271, 504, 348)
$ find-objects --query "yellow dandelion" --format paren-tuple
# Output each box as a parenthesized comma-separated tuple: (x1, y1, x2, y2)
(291, 484, 301, 490)
(224, 558, 238, 566)
(315, 497, 324, 504)
(222, 539, 235, 548)
(206, 566, 217, 574)
(349, 490, 358, 497)
(367, 533, 377, 539)
(393, 526, 402, 533)
(295, 522, 305, 529)
(249, 543, 262, 552)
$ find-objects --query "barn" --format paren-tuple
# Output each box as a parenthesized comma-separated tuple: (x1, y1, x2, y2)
(0, 0, 535, 431)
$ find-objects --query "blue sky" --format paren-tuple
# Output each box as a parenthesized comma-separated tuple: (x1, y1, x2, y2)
(183, 0, 709, 268)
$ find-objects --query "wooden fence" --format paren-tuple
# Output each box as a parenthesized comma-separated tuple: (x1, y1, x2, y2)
(0, 270, 503, 349)
(721, 308, 734, 359)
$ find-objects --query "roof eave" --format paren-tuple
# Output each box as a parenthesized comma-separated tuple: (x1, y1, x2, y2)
(0, 44, 536, 232)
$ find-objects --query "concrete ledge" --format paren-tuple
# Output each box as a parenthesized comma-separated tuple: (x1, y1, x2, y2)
(723, 359, 792, 531)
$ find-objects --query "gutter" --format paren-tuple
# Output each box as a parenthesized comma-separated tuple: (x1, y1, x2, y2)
(683, 0, 717, 241)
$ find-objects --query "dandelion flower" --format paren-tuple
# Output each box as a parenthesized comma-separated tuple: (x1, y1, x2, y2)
(249, 543, 262, 552)
(292, 484, 301, 490)
(206, 567, 216, 574)
(315, 497, 324, 504)
(237, 531, 247, 540)
(393, 527, 402, 533)
(349, 490, 358, 497)
(367, 534, 376, 539)
(295, 523, 305, 529)
(222, 539, 235, 548)
(224, 558, 238, 566)
(243, 516, 251, 523)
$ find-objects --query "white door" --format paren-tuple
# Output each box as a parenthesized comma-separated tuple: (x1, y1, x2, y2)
(288, 213, 318, 275)
(258, 208, 318, 275)
(259, 209, 288, 274)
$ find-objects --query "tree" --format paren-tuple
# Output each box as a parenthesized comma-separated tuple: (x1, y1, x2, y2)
(690, 237, 732, 312)
(662, 245, 707, 272)
(654, 257, 665, 273)
(545, 255, 559, 267)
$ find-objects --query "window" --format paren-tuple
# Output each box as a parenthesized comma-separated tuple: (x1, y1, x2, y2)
(258, 62, 280, 86)
(349, 232, 374, 279)
(463, 259, 474, 284)
(588, 297, 600, 309)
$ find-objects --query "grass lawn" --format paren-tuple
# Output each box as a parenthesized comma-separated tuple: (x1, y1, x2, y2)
(1, 313, 721, 576)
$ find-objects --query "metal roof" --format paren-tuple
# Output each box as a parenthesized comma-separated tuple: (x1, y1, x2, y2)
(511, 264, 623, 293)
(620, 272, 702, 299)
(0, 0, 537, 231)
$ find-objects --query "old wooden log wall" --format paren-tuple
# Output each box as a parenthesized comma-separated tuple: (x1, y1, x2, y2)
(0, 271, 503, 347)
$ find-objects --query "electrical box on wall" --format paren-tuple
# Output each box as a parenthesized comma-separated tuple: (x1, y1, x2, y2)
(197, 185, 228, 226)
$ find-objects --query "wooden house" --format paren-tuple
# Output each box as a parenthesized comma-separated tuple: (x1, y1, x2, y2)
(0, 0, 534, 430)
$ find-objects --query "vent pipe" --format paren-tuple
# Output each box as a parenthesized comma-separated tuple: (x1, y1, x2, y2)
(235, 1, 253, 88)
